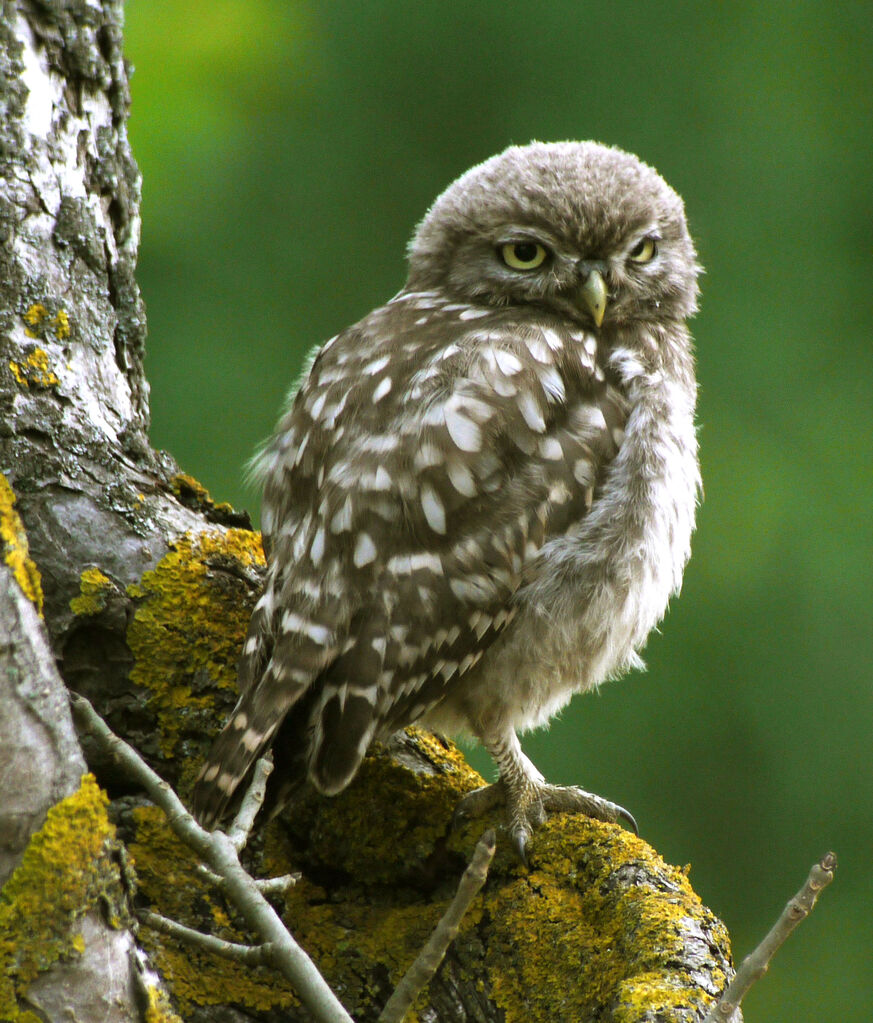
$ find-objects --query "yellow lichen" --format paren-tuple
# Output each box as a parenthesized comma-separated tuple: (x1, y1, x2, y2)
(170, 472, 212, 507)
(480, 821, 731, 1021)
(69, 566, 114, 616)
(126, 529, 264, 767)
(128, 805, 298, 1015)
(0, 775, 130, 1021)
(9, 345, 61, 390)
(144, 983, 184, 1023)
(22, 303, 70, 343)
(0, 474, 44, 614)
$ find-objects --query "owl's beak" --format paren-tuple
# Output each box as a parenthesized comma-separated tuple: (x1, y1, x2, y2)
(579, 268, 608, 327)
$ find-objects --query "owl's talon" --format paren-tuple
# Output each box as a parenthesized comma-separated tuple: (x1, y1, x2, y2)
(511, 827, 530, 868)
(618, 805, 639, 836)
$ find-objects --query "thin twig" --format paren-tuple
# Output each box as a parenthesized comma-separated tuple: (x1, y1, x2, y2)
(703, 851, 837, 1022)
(378, 829, 496, 1023)
(196, 861, 299, 895)
(139, 909, 271, 966)
(70, 694, 355, 1023)
(228, 755, 273, 851)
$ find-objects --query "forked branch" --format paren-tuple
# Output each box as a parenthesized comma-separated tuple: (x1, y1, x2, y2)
(71, 693, 496, 1023)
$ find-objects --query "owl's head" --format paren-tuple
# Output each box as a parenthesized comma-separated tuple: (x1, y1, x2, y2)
(408, 141, 700, 332)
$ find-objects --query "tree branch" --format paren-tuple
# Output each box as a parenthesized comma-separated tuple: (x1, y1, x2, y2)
(703, 852, 837, 1022)
(379, 828, 496, 1023)
(71, 693, 355, 1023)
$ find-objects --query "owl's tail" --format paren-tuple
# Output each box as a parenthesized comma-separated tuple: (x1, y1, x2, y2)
(191, 667, 308, 830)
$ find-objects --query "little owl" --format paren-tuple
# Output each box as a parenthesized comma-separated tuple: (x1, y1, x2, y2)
(193, 140, 701, 862)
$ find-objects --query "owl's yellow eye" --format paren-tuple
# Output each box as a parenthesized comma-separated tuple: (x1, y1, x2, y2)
(628, 237, 658, 263)
(500, 241, 548, 271)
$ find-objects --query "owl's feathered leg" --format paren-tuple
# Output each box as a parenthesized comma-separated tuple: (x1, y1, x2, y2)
(455, 729, 638, 865)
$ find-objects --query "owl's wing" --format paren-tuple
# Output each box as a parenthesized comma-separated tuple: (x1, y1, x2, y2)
(193, 293, 626, 825)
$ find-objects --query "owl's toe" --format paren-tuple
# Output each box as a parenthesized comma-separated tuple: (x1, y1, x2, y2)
(452, 780, 506, 828)
(538, 783, 639, 836)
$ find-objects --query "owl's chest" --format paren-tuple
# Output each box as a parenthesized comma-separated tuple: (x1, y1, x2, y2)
(446, 369, 700, 734)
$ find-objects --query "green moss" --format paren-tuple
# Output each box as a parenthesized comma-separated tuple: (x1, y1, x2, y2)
(0, 775, 131, 1021)
(126, 528, 264, 768)
(0, 473, 44, 614)
(69, 566, 114, 616)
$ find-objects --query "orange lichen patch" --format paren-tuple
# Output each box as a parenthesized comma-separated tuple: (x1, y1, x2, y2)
(0, 775, 130, 1022)
(0, 474, 44, 614)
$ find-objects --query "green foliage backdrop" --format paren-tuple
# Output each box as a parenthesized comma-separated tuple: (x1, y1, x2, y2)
(125, 2, 872, 1019)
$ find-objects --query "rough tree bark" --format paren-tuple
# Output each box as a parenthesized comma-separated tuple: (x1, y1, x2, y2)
(0, 3, 739, 1021)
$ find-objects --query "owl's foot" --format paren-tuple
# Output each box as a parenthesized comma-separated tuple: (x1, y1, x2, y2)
(454, 779, 637, 865)
(457, 728, 637, 865)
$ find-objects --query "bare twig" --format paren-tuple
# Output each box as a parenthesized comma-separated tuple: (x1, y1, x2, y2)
(378, 828, 496, 1023)
(703, 851, 837, 1023)
(139, 909, 271, 966)
(228, 755, 273, 851)
(70, 694, 355, 1023)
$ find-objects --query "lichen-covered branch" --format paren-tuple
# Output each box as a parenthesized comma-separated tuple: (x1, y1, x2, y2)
(72, 693, 355, 1023)
(703, 853, 837, 1022)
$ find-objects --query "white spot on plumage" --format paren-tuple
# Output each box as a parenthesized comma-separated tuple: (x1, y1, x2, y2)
(449, 575, 495, 603)
(493, 348, 523, 375)
(539, 436, 563, 460)
(353, 531, 377, 567)
(281, 611, 333, 646)
(459, 306, 489, 320)
(527, 336, 551, 363)
(330, 496, 353, 533)
(435, 343, 461, 362)
(444, 397, 483, 452)
(414, 442, 444, 469)
(242, 728, 263, 752)
(363, 354, 390, 376)
(372, 376, 393, 402)
(387, 552, 443, 575)
(573, 458, 594, 485)
(542, 328, 564, 352)
(446, 459, 478, 497)
(538, 365, 566, 404)
(310, 525, 326, 565)
(309, 391, 327, 419)
(420, 483, 447, 534)
(517, 391, 546, 432)
(358, 433, 400, 454)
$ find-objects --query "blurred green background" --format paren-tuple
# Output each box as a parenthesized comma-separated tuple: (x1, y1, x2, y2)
(124, 2, 872, 1018)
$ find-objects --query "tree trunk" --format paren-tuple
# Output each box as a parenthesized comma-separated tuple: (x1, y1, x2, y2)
(0, 3, 738, 1021)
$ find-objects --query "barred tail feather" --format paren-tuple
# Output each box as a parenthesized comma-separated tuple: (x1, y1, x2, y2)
(191, 671, 307, 829)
